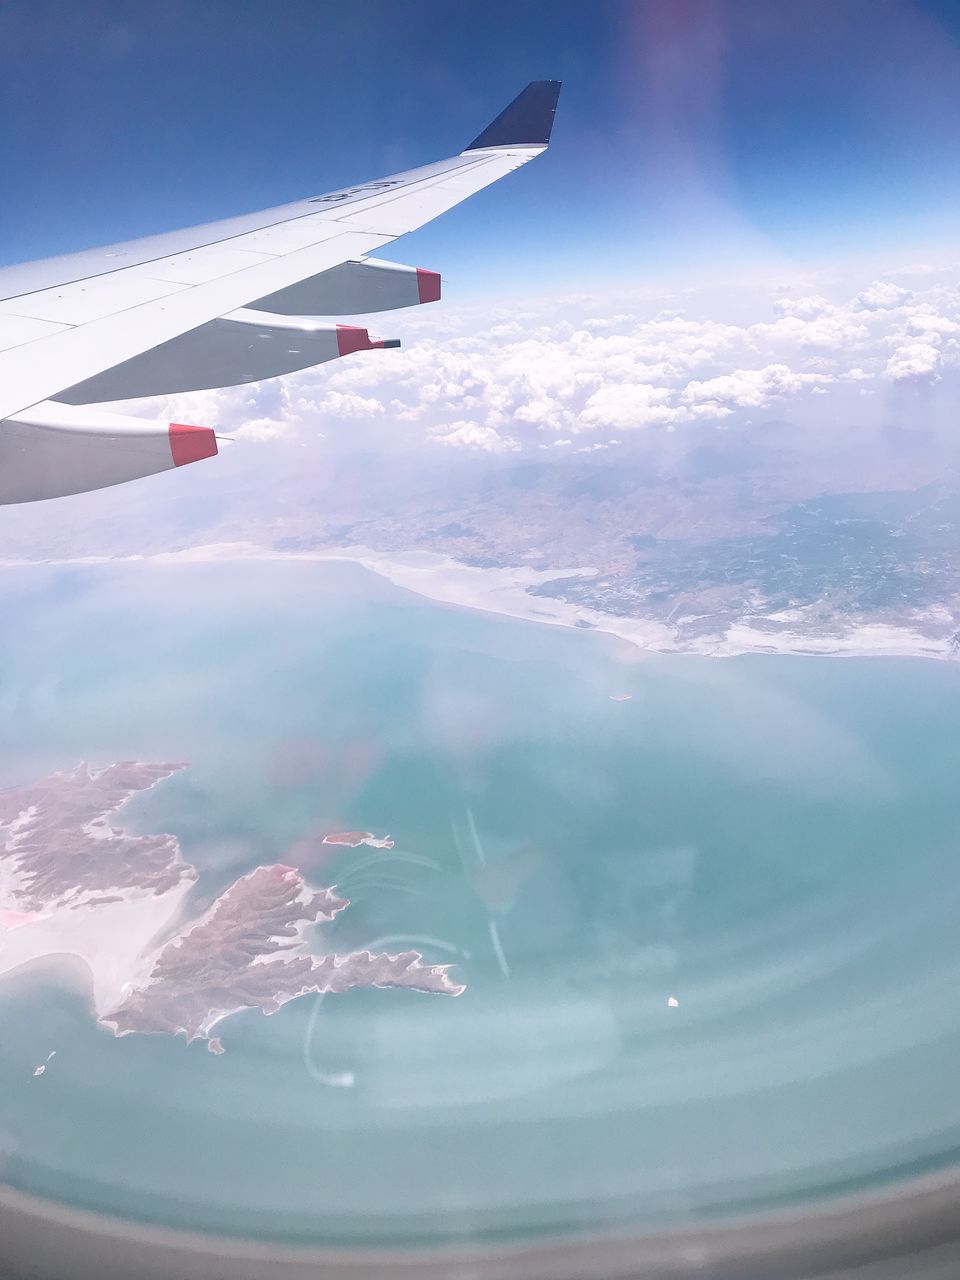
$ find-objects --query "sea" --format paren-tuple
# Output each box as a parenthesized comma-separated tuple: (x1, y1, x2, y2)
(1, 557, 959, 1247)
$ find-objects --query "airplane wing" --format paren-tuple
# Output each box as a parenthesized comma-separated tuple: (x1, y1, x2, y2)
(0, 79, 560, 503)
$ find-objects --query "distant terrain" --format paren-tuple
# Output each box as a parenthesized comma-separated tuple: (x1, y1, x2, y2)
(2, 331, 959, 658)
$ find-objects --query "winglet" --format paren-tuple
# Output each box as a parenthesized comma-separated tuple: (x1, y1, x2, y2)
(465, 80, 561, 151)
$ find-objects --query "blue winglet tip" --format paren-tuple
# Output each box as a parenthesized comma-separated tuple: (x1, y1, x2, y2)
(465, 80, 561, 151)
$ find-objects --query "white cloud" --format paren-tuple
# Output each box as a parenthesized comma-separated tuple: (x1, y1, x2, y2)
(682, 363, 827, 410)
(580, 382, 685, 429)
(513, 396, 568, 428)
(581, 313, 637, 332)
(111, 262, 960, 454)
(898, 303, 960, 340)
(775, 295, 833, 319)
(855, 281, 913, 310)
(232, 417, 295, 442)
(430, 422, 519, 452)
(751, 307, 869, 351)
(885, 342, 941, 381)
(310, 390, 384, 418)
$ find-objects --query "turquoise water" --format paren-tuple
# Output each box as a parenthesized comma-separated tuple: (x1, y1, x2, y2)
(1, 559, 960, 1245)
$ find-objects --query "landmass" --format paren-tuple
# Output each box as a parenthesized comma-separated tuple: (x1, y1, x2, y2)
(2, 412, 959, 661)
(0, 764, 463, 1053)
(31, 1050, 56, 1078)
(322, 831, 395, 848)
(105, 863, 458, 1046)
(0, 761, 193, 913)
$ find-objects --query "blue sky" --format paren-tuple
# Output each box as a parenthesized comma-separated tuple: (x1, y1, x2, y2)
(2, 0, 960, 297)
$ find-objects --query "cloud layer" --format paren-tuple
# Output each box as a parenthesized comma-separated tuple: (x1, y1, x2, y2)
(129, 262, 960, 458)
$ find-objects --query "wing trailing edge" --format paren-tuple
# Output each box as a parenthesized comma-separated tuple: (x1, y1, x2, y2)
(248, 258, 441, 317)
(56, 312, 399, 405)
(0, 403, 216, 504)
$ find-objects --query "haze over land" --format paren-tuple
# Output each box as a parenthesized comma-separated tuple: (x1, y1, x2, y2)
(2, 264, 960, 658)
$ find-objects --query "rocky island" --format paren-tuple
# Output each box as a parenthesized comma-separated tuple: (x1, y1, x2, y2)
(0, 763, 463, 1052)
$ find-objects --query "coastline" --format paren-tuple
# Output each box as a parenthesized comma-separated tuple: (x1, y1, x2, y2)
(0, 541, 954, 662)
(0, 761, 199, 1023)
(0, 877, 198, 1019)
(310, 546, 955, 663)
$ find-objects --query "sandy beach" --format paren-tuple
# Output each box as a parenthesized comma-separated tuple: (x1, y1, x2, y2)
(0, 876, 197, 1017)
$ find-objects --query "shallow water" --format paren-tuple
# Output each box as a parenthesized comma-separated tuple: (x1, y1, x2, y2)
(1, 559, 959, 1246)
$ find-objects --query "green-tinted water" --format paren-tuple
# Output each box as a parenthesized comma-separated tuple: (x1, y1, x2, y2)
(1, 560, 960, 1245)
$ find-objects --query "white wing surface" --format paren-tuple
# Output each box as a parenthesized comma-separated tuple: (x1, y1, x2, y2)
(0, 80, 560, 503)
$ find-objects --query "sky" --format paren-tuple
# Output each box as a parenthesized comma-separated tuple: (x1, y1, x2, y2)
(3, 0, 960, 298)
(1, 0, 960, 556)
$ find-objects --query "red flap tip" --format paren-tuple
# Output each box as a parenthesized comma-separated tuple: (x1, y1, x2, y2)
(169, 423, 218, 467)
(336, 325, 375, 356)
(416, 268, 442, 304)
